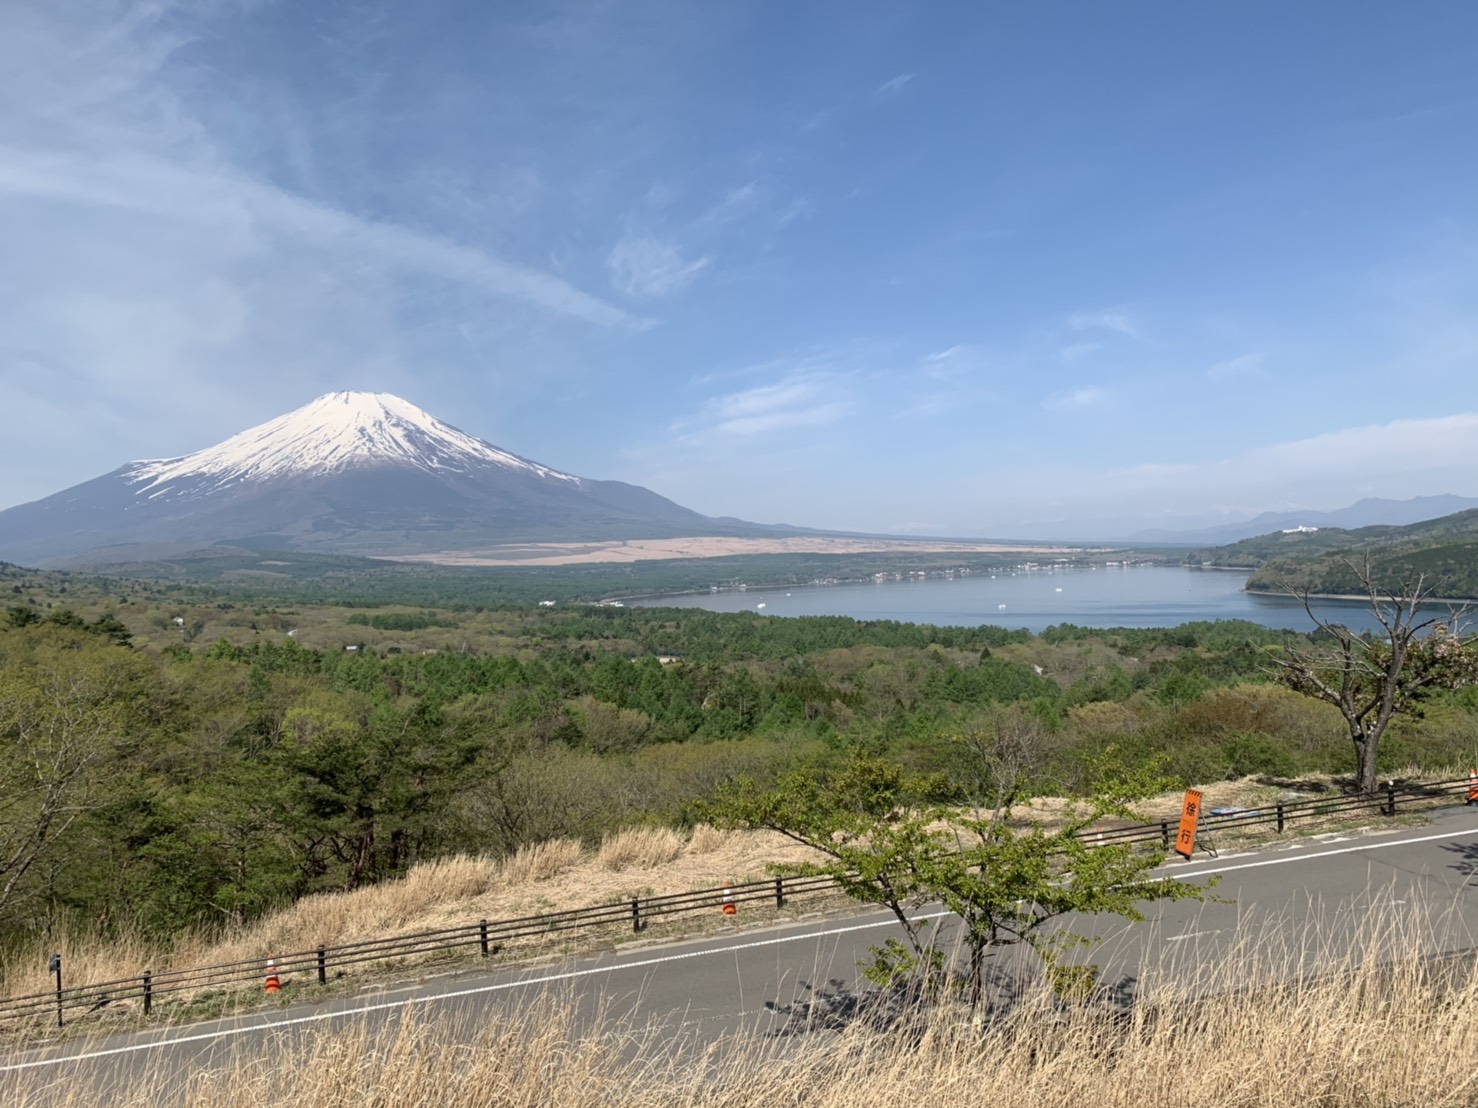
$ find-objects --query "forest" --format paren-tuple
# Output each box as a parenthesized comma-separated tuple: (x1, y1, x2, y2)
(3, 557, 1478, 951)
(1191, 507, 1478, 599)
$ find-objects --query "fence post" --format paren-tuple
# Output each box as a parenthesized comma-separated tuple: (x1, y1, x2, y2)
(479, 919, 490, 958)
(631, 898, 641, 933)
(775, 876, 785, 909)
(49, 954, 62, 1028)
(1385, 783, 1397, 817)
(1276, 803, 1285, 833)
(142, 971, 152, 1016)
(1160, 821, 1171, 850)
(317, 946, 327, 986)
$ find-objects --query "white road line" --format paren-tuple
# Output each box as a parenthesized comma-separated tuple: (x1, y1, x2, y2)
(0, 912, 950, 1074)
(1164, 930, 1222, 943)
(1168, 826, 1478, 881)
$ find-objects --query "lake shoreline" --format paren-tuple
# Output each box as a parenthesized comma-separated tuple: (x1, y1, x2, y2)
(1244, 586, 1477, 605)
(618, 565, 1411, 636)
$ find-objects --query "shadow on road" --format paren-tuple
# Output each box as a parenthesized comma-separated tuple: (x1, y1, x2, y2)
(1439, 837, 1478, 877)
(763, 965, 1140, 1040)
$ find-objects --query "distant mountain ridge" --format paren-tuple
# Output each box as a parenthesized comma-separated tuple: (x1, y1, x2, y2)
(1189, 507, 1478, 600)
(1127, 494, 1478, 545)
(0, 391, 772, 566)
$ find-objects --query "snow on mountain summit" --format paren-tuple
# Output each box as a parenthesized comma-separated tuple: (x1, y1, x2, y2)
(129, 391, 580, 495)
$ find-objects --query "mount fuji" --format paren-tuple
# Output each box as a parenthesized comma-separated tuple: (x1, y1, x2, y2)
(0, 392, 757, 565)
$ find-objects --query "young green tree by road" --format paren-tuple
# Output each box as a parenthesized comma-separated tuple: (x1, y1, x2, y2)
(709, 742, 1206, 1009)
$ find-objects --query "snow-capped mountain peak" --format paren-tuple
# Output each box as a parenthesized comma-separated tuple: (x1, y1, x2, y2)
(0, 390, 730, 564)
(128, 391, 580, 495)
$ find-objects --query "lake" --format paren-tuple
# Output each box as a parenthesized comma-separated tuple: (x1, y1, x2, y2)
(625, 565, 1427, 636)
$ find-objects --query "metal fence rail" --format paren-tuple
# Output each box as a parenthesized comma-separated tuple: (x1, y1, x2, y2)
(2, 776, 1469, 1027)
(1089, 777, 1471, 850)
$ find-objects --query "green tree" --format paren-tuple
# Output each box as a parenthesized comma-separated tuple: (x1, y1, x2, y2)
(0, 626, 150, 922)
(273, 693, 479, 890)
(5, 606, 39, 629)
(710, 751, 1204, 1009)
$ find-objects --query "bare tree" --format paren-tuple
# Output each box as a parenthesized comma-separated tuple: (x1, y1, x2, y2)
(1274, 560, 1478, 794)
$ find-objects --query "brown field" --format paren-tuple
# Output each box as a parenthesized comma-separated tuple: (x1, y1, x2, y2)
(389, 535, 1089, 567)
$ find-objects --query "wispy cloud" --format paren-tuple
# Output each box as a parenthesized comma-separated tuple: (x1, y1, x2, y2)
(0, 1, 659, 504)
(1044, 386, 1109, 410)
(1025, 413, 1478, 522)
(1069, 310, 1140, 339)
(875, 73, 914, 97)
(700, 181, 762, 225)
(606, 234, 709, 298)
(905, 344, 995, 416)
(898, 411, 1478, 539)
(1220, 412, 1478, 486)
(925, 345, 963, 363)
(1205, 352, 1267, 379)
(678, 373, 852, 438)
(1059, 340, 1103, 362)
(0, 19, 634, 329)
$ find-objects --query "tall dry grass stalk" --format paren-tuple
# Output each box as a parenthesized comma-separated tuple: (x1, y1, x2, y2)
(598, 827, 686, 872)
(685, 823, 732, 855)
(496, 838, 584, 885)
(10, 893, 1478, 1107)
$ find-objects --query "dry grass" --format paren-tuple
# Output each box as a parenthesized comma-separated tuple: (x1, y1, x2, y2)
(597, 826, 686, 872)
(11, 898, 1478, 1107)
(497, 838, 584, 885)
(686, 823, 732, 855)
(0, 823, 826, 1007)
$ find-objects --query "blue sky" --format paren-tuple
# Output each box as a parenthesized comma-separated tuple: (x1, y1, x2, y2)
(3, 1, 1477, 538)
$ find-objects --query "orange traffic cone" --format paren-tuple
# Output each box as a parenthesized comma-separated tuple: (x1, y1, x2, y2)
(264, 956, 281, 994)
(721, 881, 736, 916)
(1467, 769, 1478, 805)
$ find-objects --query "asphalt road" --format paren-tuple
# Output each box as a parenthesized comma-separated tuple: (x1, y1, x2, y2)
(8, 805, 1478, 1102)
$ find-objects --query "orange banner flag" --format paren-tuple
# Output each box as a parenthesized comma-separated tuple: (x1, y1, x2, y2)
(1174, 788, 1203, 860)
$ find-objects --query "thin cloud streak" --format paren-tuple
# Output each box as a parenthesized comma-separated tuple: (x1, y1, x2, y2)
(606, 234, 709, 298)
(669, 371, 854, 444)
(1044, 386, 1109, 410)
(0, 149, 639, 328)
(1206, 352, 1267, 379)
(1069, 311, 1139, 339)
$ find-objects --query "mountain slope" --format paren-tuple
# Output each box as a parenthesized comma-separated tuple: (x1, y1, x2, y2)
(1189, 508, 1478, 598)
(0, 392, 754, 565)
